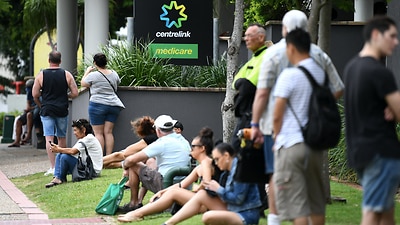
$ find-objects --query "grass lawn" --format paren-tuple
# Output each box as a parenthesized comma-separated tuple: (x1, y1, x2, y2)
(12, 168, 400, 224)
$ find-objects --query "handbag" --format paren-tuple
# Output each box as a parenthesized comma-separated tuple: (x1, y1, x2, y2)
(72, 142, 96, 182)
(234, 139, 269, 183)
(95, 177, 129, 215)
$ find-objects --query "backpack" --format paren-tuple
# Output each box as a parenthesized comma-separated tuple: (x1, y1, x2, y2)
(288, 66, 341, 150)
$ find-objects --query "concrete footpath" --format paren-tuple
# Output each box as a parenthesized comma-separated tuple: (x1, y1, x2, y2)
(0, 143, 114, 225)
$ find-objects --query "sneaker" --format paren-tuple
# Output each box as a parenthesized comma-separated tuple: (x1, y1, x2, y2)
(44, 168, 54, 176)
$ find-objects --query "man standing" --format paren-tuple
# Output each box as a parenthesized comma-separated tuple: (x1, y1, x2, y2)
(232, 23, 269, 150)
(343, 16, 400, 225)
(120, 115, 191, 213)
(250, 10, 344, 225)
(231, 23, 270, 216)
(32, 51, 79, 176)
(273, 28, 327, 225)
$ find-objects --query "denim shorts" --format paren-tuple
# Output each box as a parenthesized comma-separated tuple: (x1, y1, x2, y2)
(88, 101, 121, 125)
(358, 155, 400, 212)
(40, 115, 68, 137)
(263, 135, 274, 174)
(237, 208, 260, 225)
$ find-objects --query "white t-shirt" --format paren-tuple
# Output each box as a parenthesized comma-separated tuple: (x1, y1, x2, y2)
(273, 58, 325, 150)
(73, 133, 103, 174)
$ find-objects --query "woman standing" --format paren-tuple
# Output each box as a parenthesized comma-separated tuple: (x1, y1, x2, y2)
(81, 53, 125, 155)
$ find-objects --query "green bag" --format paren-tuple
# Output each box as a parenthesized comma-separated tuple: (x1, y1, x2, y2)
(95, 177, 128, 215)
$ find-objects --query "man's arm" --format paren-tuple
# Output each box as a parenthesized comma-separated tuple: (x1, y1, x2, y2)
(272, 97, 286, 139)
(251, 88, 271, 143)
(32, 73, 42, 107)
(385, 91, 400, 122)
(66, 72, 78, 99)
(123, 151, 149, 169)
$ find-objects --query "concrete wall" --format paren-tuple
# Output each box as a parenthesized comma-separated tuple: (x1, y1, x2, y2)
(68, 87, 226, 151)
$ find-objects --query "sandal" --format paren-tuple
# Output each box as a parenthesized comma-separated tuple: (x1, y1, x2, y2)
(45, 182, 60, 188)
(45, 178, 62, 188)
(20, 139, 31, 145)
(117, 203, 143, 213)
(8, 143, 20, 148)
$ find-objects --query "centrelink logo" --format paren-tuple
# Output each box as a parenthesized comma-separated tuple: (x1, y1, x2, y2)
(157, 1, 191, 38)
(160, 1, 187, 28)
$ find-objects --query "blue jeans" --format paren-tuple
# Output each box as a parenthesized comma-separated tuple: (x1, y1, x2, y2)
(54, 153, 78, 182)
(358, 155, 400, 212)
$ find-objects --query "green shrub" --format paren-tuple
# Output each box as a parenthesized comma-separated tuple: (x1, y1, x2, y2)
(76, 40, 227, 88)
(328, 102, 358, 183)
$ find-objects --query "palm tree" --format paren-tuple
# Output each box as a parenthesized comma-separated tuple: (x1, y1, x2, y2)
(23, 0, 57, 50)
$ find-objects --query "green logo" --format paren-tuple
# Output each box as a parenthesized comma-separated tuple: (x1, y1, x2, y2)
(160, 1, 187, 29)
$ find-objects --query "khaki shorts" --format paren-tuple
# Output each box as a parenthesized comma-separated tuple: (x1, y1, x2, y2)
(273, 142, 326, 221)
(139, 166, 163, 193)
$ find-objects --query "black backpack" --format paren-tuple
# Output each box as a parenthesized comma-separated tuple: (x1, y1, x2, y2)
(288, 66, 341, 150)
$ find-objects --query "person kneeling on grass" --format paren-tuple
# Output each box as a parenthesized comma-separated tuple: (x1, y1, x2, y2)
(45, 119, 103, 188)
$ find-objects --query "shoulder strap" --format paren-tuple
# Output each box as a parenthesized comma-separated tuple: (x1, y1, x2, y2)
(78, 141, 89, 156)
(97, 70, 117, 94)
(298, 65, 329, 87)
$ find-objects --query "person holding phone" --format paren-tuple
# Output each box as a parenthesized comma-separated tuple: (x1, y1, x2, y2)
(45, 119, 103, 188)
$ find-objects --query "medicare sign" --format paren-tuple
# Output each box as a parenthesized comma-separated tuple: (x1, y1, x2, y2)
(134, 0, 213, 65)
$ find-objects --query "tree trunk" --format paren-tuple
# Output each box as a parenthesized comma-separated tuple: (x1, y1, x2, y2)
(309, 0, 333, 204)
(221, 0, 244, 142)
(318, 0, 332, 53)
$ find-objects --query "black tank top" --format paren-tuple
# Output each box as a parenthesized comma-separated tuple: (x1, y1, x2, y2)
(40, 68, 69, 117)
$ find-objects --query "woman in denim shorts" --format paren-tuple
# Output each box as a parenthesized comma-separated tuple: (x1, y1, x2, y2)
(81, 53, 125, 155)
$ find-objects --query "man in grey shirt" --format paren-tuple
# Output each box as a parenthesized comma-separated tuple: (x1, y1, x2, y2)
(250, 10, 344, 225)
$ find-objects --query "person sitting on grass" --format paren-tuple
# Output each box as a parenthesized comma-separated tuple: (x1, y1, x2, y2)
(118, 127, 221, 222)
(118, 115, 191, 213)
(161, 142, 262, 225)
(45, 119, 103, 188)
(102, 116, 157, 169)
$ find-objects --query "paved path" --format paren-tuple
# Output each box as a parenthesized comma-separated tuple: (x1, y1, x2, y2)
(0, 143, 114, 225)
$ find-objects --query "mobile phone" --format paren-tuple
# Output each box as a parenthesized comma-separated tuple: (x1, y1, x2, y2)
(48, 141, 53, 146)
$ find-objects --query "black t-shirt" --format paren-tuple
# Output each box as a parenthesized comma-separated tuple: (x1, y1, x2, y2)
(343, 56, 400, 170)
(143, 133, 157, 145)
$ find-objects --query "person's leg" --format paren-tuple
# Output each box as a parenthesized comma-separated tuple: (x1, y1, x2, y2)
(92, 124, 105, 153)
(202, 211, 244, 225)
(41, 116, 56, 170)
(118, 188, 195, 222)
(126, 163, 145, 207)
(138, 158, 157, 203)
(164, 190, 227, 225)
(103, 121, 115, 155)
(103, 152, 124, 168)
(9, 118, 24, 147)
(88, 101, 106, 154)
(54, 116, 68, 148)
(359, 157, 400, 225)
(103, 105, 120, 155)
(58, 153, 78, 182)
(22, 111, 33, 142)
(263, 135, 280, 225)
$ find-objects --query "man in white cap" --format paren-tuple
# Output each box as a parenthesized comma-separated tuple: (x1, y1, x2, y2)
(119, 115, 191, 213)
(250, 9, 344, 225)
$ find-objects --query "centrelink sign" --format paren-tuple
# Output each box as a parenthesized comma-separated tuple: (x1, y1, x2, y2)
(134, 0, 213, 65)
